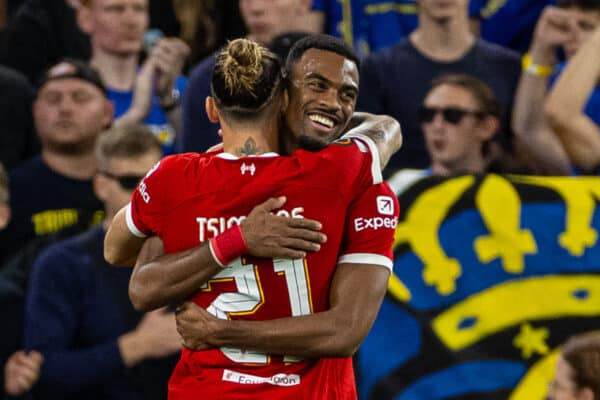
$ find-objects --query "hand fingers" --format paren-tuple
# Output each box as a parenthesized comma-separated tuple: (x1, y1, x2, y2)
(284, 217, 323, 232)
(277, 237, 324, 253)
(255, 196, 287, 212)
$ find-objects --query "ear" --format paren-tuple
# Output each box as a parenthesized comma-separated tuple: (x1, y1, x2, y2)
(76, 4, 94, 34)
(479, 115, 499, 141)
(0, 204, 10, 230)
(205, 96, 221, 123)
(93, 173, 109, 202)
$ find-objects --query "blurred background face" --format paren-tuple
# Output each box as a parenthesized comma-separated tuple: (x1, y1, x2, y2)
(96, 150, 161, 217)
(547, 356, 583, 400)
(562, 7, 600, 58)
(81, 0, 149, 56)
(285, 49, 358, 150)
(417, 0, 469, 23)
(240, 0, 309, 45)
(34, 79, 112, 154)
(421, 83, 487, 171)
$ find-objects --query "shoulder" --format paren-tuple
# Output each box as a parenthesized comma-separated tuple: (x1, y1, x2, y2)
(473, 39, 520, 64)
(363, 39, 413, 66)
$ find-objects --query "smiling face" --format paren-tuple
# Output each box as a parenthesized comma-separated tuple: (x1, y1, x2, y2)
(284, 48, 359, 151)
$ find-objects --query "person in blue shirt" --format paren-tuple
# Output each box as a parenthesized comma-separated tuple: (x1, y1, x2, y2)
(546, 25, 600, 173)
(512, 0, 600, 175)
(311, 0, 418, 58)
(76, 0, 190, 155)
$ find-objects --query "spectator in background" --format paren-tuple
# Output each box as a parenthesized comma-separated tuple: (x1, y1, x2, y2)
(469, 0, 554, 53)
(311, 0, 418, 57)
(170, 0, 247, 69)
(0, 59, 110, 267)
(387, 74, 501, 192)
(547, 332, 600, 400)
(0, 160, 42, 400)
(512, 1, 600, 175)
(0, 65, 37, 170)
(24, 124, 180, 400)
(0, 0, 90, 84)
(177, 0, 322, 154)
(76, 0, 189, 155)
(546, 26, 600, 173)
(4, 350, 42, 398)
(358, 0, 520, 173)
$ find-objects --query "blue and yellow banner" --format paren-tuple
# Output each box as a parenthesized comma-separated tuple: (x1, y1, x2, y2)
(358, 174, 600, 399)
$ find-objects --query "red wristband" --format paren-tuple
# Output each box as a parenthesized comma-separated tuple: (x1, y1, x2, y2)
(209, 224, 249, 268)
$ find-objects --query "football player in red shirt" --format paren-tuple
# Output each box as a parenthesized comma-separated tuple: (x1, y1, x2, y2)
(106, 36, 401, 399)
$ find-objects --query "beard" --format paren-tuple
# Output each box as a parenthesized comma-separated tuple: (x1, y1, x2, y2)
(296, 134, 329, 152)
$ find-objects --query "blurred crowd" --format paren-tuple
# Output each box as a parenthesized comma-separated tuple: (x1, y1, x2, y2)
(0, 0, 599, 399)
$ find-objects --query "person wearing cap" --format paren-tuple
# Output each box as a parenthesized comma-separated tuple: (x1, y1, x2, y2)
(0, 59, 111, 266)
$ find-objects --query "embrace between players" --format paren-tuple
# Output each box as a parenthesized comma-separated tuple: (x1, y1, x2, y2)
(104, 34, 402, 400)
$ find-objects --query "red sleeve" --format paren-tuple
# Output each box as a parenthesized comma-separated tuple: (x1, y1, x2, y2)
(125, 155, 178, 238)
(338, 182, 399, 272)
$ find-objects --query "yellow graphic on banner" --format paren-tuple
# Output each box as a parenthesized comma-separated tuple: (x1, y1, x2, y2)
(510, 350, 559, 400)
(474, 175, 537, 274)
(512, 176, 600, 256)
(394, 176, 475, 295)
(432, 275, 600, 351)
(513, 323, 549, 359)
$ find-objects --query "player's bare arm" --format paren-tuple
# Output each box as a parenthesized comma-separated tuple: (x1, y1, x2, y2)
(343, 112, 402, 169)
(175, 262, 390, 357)
(104, 206, 147, 266)
(128, 197, 327, 311)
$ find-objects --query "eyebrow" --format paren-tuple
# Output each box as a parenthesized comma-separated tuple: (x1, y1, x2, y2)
(304, 72, 359, 93)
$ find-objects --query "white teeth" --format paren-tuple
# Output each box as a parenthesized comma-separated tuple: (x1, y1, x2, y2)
(309, 114, 335, 128)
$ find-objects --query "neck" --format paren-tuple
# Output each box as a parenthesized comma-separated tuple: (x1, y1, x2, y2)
(410, 13, 474, 62)
(41, 149, 97, 180)
(431, 155, 486, 177)
(222, 119, 279, 157)
(91, 49, 139, 91)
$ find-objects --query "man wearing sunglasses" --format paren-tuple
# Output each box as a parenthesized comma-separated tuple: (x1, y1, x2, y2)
(420, 74, 500, 177)
(391, 74, 499, 186)
(22, 124, 182, 399)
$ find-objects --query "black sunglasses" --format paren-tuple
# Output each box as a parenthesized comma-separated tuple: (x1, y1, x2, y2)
(100, 171, 145, 190)
(418, 106, 485, 125)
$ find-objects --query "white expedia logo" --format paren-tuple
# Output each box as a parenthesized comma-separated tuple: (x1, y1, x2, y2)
(241, 163, 256, 176)
(354, 195, 397, 232)
(377, 195, 394, 215)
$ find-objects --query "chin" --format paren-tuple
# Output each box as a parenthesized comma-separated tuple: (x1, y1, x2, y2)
(297, 135, 329, 152)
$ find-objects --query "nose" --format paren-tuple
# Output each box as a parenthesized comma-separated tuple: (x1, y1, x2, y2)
(318, 88, 342, 112)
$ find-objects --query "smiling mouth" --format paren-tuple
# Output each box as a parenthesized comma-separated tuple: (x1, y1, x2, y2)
(308, 113, 336, 130)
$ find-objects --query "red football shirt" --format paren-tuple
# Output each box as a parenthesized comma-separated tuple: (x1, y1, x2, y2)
(127, 136, 398, 399)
